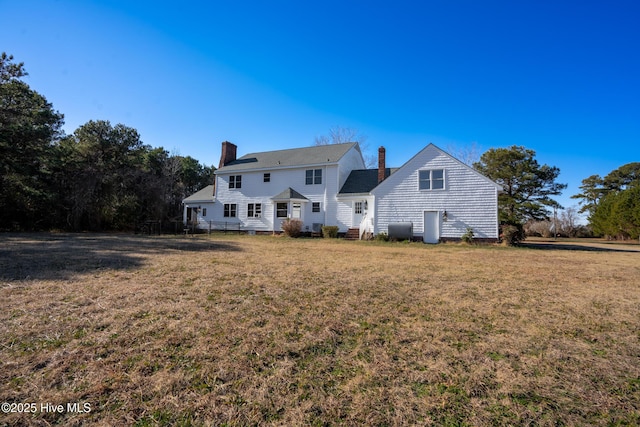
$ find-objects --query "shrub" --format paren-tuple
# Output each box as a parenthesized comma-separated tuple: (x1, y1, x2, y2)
(321, 225, 339, 238)
(374, 232, 389, 242)
(281, 218, 303, 237)
(461, 227, 475, 244)
(500, 223, 525, 246)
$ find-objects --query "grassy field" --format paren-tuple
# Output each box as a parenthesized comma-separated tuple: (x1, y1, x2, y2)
(1, 233, 639, 426)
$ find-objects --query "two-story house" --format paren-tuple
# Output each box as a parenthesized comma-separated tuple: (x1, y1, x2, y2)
(183, 141, 501, 242)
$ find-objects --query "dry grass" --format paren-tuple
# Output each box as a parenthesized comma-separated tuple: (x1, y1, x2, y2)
(1, 233, 639, 426)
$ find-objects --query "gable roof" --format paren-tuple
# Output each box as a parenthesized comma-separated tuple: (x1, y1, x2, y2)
(271, 187, 309, 201)
(216, 142, 361, 173)
(339, 168, 398, 195)
(371, 143, 503, 194)
(182, 185, 214, 203)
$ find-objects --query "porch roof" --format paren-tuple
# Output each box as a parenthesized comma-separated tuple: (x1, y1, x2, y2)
(271, 187, 309, 202)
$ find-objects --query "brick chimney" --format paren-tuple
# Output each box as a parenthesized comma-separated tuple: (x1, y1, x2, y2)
(377, 146, 386, 184)
(219, 141, 237, 168)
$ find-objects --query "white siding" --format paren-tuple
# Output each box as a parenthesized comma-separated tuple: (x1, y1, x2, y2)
(372, 145, 499, 240)
(214, 163, 343, 232)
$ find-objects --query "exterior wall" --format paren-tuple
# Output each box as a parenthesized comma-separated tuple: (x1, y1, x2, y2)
(337, 147, 366, 189)
(183, 202, 216, 225)
(336, 195, 374, 233)
(211, 145, 364, 233)
(372, 145, 499, 240)
(213, 164, 341, 232)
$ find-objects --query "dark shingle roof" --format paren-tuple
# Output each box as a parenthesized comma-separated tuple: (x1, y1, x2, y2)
(339, 168, 397, 194)
(217, 143, 360, 172)
(271, 187, 309, 201)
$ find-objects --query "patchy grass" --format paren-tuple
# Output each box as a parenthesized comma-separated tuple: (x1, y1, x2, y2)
(1, 233, 639, 426)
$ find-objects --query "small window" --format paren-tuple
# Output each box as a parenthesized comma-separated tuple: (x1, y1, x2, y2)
(312, 202, 321, 213)
(276, 202, 288, 218)
(202, 208, 207, 216)
(248, 203, 262, 218)
(305, 169, 322, 185)
(224, 203, 237, 217)
(419, 169, 444, 190)
(354, 201, 363, 214)
(263, 173, 270, 183)
(229, 175, 242, 189)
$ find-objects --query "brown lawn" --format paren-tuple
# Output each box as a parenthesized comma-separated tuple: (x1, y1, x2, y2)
(1, 233, 639, 426)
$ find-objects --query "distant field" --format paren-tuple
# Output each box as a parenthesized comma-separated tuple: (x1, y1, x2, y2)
(1, 233, 639, 426)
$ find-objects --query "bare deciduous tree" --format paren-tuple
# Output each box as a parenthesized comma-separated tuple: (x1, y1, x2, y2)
(314, 126, 375, 168)
(446, 141, 482, 167)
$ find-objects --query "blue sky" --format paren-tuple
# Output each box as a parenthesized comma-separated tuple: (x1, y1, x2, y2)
(2, 0, 639, 216)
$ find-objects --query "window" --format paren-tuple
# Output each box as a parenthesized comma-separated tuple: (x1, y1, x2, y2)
(419, 169, 445, 190)
(202, 208, 207, 216)
(263, 173, 270, 183)
(248, 203, 262, 218)
(312, 202, 321, 213)
(229, 175, 242, 189)
(354, 201, 363, 214)
(223, 203, 237, 217)
(276, 202, 288, 218)
(305, 169, 322, 185)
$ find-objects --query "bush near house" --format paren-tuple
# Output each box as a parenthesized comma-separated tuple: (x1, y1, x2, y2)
(374, 231, 389, 242)
(281, 218, 303, 237)
(321, 226, 339, 238)
(461, 227, 475, 244)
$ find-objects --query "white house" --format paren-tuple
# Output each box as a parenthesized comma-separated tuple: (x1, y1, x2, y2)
(182, 141, 501, 242)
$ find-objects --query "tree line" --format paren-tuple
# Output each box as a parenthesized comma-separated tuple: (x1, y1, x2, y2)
(1, 53, 213, 231)
(3, 53, 637, 239)
(572, 163, 640, 240)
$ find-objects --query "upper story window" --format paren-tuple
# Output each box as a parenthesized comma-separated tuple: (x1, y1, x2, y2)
(263, 173, 271, 183)
(229, 175, 242, 189)
(305, 169, 322, 185)
(419, 169, 445, 190)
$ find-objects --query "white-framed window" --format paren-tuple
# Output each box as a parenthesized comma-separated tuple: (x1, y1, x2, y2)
(312, 202, 321, 213)
(263, 173, 270, 182)
(305, 169, 322, 185)
(248, 203, 262, 218)
(224, 204, 237, 217)
(229, 175, 242, 189)
(276, 202, 288, 218)
(419, 169, 445, 190)
(202, 208, 207, 216)
(354, 201, 363, 214)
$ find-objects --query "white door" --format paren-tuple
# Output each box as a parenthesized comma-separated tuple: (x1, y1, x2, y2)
(292, 203, 302, 219)
(423, 211, 440, 243)
(353, 201, 364, 227)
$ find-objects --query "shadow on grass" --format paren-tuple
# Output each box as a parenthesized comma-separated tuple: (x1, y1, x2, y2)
(0, 233, 242, 281)
(520, 240, 640, 253)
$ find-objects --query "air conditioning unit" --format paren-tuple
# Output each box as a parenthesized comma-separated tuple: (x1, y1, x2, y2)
(312, 223, 323, 233)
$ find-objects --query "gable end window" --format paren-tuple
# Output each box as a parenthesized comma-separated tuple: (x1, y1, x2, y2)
(229, 175, 242, 189)
(305, 169, 322, 185)
(224, 203, 237, 217)
(419, 169, 445, 190)
(248, 203, 262, 218)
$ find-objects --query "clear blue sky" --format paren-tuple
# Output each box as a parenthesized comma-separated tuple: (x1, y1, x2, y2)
(2, 0, 639, 216)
